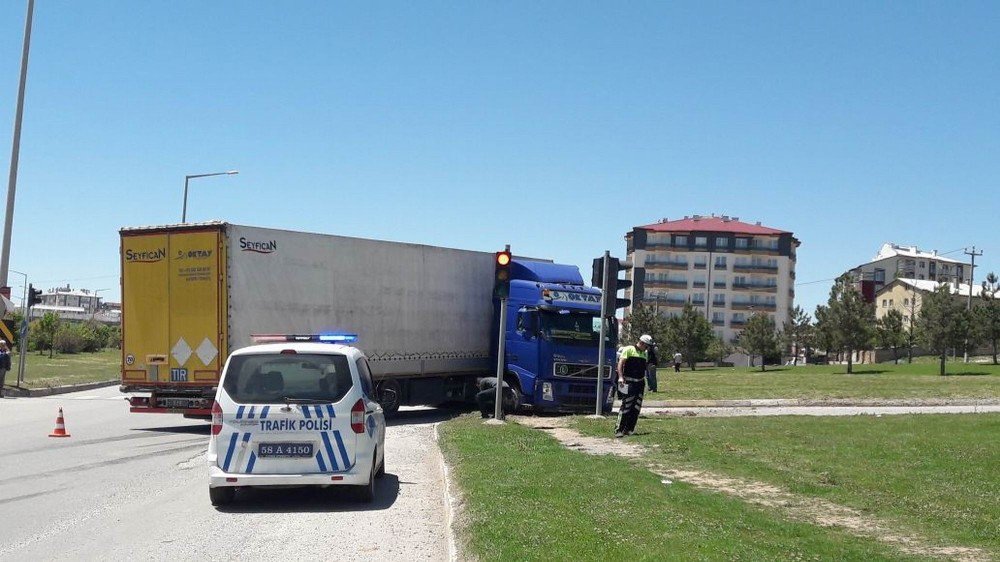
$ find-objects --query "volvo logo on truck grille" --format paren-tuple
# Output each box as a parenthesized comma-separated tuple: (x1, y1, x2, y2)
(239, 237, 277, 254)
(125, 248, 166, 263)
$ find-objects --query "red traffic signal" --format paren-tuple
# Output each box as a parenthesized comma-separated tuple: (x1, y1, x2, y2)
(494, 250, 512, 298)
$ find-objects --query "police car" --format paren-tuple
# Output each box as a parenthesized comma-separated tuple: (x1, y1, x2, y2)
(207, 334, 386, 506)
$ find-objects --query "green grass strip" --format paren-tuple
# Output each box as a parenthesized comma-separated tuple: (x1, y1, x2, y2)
(574, 413, 999, 555)
(440, 415, 925, 561)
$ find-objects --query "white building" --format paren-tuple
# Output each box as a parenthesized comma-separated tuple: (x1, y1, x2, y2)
(848, 243, 971, 297)
(625, 215, 799, 343)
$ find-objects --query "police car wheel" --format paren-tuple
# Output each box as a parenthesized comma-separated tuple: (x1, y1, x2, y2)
(209, 486, 235, 506)
(356, 454, 376, 503)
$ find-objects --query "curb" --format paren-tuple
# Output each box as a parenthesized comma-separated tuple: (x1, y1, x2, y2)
(3, 379, 118, 398)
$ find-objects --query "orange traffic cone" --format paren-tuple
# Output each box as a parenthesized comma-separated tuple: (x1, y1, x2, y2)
(49, 407, 71, 438)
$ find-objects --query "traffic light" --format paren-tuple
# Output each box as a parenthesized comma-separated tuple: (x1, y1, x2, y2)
(591, 257, 604, 289)
(494, 250, 512, 299)
(602, 257, 633, 311)
(27, 284, 42, 308)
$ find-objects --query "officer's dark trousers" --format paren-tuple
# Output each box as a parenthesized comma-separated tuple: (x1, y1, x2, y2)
(615, 378, 645, 434)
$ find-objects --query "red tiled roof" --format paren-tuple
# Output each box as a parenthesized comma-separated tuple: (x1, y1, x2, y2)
(637, 216, 790, 235)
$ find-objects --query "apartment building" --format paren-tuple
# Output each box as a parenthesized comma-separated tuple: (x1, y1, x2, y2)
(624, 215, 799, 343)
(848, 243, 971, 300)
(875, 278, 983, 329)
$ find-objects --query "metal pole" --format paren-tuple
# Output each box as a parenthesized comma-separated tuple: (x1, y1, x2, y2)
(1, 0, 35, 289)
(181, 176, 190, 223)
(17, 312, 27, 387)
(595, 251, 610, 415)
(493, 298, 508, 419)
(963, 247, 981, 363)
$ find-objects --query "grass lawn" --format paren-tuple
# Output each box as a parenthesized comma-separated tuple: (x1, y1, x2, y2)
(647, 362, 1000, 401)
(6, 349, 120, 389)
(439, 415, 924, 561)
(574, 413, 1000, 555)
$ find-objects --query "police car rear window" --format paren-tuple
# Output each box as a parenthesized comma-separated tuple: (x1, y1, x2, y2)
(222, 353, 353, 404)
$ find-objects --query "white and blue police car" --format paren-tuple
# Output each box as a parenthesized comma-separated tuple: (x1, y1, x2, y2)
(207, 334, 386, 506)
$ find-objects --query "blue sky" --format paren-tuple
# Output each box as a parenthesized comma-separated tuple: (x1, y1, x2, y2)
(1, 1, 997, 315)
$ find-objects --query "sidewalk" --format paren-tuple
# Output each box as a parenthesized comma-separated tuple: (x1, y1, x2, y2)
(2, 379, 118, 398)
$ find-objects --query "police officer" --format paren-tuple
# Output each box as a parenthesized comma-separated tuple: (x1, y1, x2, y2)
(615, 334, 652, 438)
(476, 377, 516, 420)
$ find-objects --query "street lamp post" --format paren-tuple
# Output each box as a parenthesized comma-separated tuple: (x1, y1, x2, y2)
(181, 170, 238, 223)
(8, 269, 27, 387)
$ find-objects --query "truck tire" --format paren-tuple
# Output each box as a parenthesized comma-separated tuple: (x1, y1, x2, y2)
(209, 486, 235, 506)
(375, 380, 401, 416)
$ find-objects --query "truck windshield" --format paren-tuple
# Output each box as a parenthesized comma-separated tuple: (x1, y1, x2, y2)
(540, 311, 600, 346)
(222, 353, 354, 404)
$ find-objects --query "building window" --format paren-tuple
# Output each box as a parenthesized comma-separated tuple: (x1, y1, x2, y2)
(716, 237, 729, 248)
(714, 256, 727, 269)
(919, 275, 924, 280)
(735, 238, 749, 249)
(712, 312, 725, 324)
(882, 299, 887, 307)
(920, 261, 925, 269)
(674, 235, 688, 246)
(713, 293, 725, 305)
(889, 299, 893, 306)
(874, 268, 885, 283)
(714, 275, 726, 289)
(904, 298, 909, 306)
(695, 236, 708, 248)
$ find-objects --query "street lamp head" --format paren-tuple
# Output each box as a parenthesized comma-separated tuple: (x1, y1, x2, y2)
(226, 170, 239, 175)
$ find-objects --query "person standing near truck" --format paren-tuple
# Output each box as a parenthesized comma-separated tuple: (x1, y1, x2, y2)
(615, 334, 652, 438)
(0, 341, 11, 398)
(645, 343, 659, 393)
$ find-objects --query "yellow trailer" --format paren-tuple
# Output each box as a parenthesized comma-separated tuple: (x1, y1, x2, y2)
(120, 223, 228, 416)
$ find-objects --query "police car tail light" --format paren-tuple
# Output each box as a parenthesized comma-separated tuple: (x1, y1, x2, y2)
(211, 401, 223, 436)
(351, 399, 365, 434)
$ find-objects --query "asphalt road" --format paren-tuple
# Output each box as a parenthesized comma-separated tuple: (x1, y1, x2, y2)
(0, 387, 453, 561)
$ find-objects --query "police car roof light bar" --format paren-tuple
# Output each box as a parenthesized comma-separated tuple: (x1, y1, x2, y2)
(251, 333, 359, 344)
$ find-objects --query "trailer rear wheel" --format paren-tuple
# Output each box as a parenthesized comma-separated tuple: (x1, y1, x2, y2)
(376, 380, 401, 415)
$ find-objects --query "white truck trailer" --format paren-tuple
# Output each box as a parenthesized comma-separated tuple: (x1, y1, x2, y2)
(120, 222, 497, 416)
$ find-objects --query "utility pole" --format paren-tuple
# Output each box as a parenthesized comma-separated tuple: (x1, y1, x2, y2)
(1, 0, 35, 289)
(963, 246, 983, 363)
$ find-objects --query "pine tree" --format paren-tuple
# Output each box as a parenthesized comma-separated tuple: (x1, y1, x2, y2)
(916, 284, 972, 376)
(666, 304, 714, 370)
(621, 303, 669, 349)
(782, 305, 812, 365)
(976, 273, 1000, 365)
(737, 313, 780, 372)
(816, 275, 876, 373)
(876, 308, 907, 364)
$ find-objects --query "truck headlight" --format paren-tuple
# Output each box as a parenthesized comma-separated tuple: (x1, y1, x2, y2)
(542, 382, 554, 401)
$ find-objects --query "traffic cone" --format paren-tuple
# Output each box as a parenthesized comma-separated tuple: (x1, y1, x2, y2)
(49, 407, 71, 438)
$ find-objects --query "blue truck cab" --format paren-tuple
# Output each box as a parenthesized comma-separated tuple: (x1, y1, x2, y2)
(495, 260, 617, 413)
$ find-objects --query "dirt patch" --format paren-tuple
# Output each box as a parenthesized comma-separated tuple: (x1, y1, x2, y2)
(511, 416, 992, 562)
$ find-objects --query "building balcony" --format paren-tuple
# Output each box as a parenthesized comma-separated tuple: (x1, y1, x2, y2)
(731, 303, 776, 312)
(732, 247, 780, 256)
(713, 282, 727, 289)
(693, 263, 707, 270)
(714, 264, 728, 271)
(730, 319, 746, 327)
(711, 300, 726, 308)
(711, 319, 725, 326)
(732, 283, 778, 294)
(646, 261, 688, 271)
(692, 281, 706, 288)
(733, 264, 779, 274)
(646, 279, 688, 289)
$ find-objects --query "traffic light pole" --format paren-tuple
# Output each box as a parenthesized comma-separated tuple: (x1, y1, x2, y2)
(494, 297, 509, 420)
(595, 251, 610, 416)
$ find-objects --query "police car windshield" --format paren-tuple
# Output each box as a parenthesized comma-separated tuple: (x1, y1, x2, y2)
(223, 353, 353, 404)
(540, 311, 600, 346)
